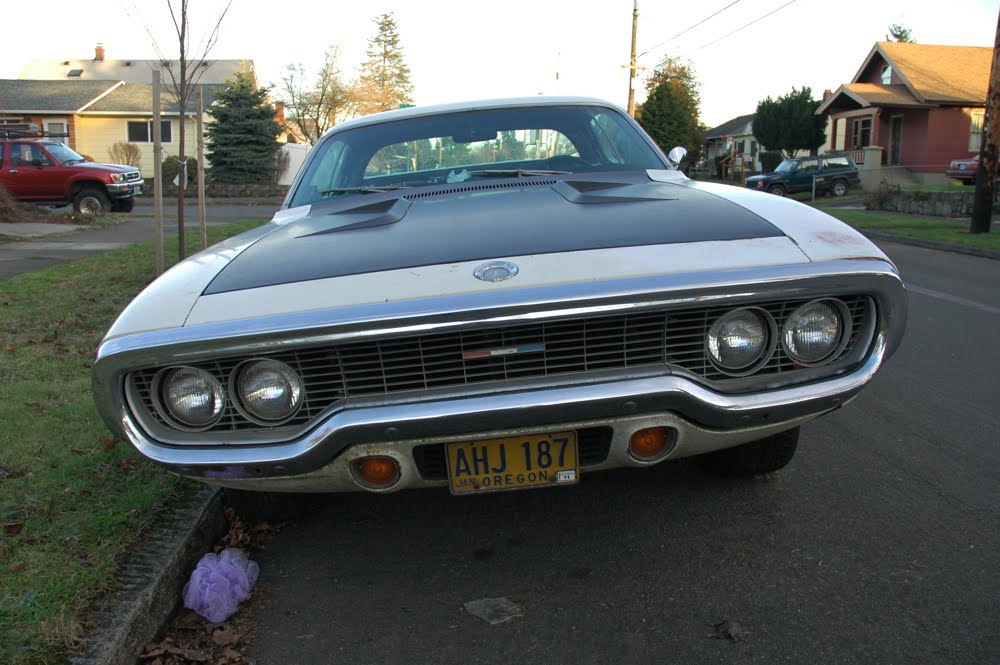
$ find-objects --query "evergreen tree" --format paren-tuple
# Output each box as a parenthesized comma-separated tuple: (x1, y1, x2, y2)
(637, 56, 703, 161)
(752, 87, 827, 158)
(886, 24, 916, 42)
(206, 71, 283, 183)
(356, 13, 414, 115)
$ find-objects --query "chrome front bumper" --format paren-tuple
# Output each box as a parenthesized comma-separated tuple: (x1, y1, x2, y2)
(107, 334, 887, 489)
(94, 259, 906, 491)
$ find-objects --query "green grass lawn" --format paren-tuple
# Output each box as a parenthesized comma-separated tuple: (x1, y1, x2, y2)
(0, 220, 264, 664)
(822, 209, 1000, 251)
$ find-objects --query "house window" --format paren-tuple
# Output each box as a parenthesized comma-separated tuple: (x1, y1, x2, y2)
(127, 120, 172, 143)
(851, 118, 872, 149)
(969, 110, 985, 151)
(734, 139, 745, 154)
(881, 65, 892, 85)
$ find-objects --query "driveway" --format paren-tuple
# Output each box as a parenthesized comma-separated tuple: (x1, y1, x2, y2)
(0, 199, 279, 278)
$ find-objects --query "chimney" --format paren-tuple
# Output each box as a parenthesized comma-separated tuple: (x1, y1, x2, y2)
(95, 43, 105, 61)
(822, 89, 833, 101)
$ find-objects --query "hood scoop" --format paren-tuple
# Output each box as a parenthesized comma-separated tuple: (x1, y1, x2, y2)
(300, 197, 412, 236)
(554, 179, 678, 204)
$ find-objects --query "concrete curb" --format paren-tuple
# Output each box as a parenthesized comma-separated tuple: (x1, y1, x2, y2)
(861, 230, 1000, 261)
(69, 486, 227, 665)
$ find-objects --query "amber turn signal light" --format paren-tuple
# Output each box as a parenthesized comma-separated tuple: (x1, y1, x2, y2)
(351, 456, 401, 489)
(628, 427, 674, 461)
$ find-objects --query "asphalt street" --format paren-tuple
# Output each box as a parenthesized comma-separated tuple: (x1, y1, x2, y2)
(0, 199, 278, 277)
(239, 241, 1000, 665)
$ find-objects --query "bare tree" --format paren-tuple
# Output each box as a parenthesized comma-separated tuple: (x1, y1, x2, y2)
(139, 0, 232, 259)
(282, 46, 355, 144)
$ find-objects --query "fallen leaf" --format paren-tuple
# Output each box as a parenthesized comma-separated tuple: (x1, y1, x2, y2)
(101, 435, 119, 452)
(25, 401, 46, 416)
(167, 645, 211, 662)
(710, 619, 750, 642)
(3, 522, 25, 535)
(13, 561, 26, 571)
(120, 458, 136, 471)
(70, 447, 91, 455)
(212, 625, 240, 646)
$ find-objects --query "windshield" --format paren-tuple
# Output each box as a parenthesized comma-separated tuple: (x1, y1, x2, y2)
(44, 142, 87, 164)
(289, 104, 666, 208)
(774, 159, 797, 173)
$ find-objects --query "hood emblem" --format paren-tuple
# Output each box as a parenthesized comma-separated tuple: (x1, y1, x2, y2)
(474, 260, 519, 282)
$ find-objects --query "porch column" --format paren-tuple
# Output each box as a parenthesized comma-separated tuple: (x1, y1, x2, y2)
(860, 146, 885, 191)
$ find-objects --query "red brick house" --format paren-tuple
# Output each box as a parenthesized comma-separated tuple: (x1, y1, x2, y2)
(816, 42, 990, 182)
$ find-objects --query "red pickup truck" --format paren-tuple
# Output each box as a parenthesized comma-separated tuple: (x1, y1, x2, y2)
(0, 139, 144, 214)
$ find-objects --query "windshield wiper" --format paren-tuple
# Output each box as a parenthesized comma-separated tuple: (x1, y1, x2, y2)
(466, 169, 571, 178)
(320, 186, 403, 195)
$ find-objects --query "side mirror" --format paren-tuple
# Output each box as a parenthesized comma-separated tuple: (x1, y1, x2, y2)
(667, 146, 687, 166)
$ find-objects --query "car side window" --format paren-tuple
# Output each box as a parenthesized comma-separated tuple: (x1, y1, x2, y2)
(798, 159, 819, 174)
(9, 143, 51, 167)
(823, 157, 850, 169)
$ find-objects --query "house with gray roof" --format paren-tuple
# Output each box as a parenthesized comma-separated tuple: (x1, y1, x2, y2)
(704, 114, 760, 177)
(2, 44, 251, 174)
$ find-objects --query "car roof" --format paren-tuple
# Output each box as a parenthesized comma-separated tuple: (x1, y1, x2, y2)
(320, 96, 627, 138)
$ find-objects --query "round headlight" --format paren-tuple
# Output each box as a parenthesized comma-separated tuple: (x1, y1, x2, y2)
(235, 359, 304, 423)
(782, 300, 845, 365)
(160, 367, 225, 428)
(707, 308, 773, 373)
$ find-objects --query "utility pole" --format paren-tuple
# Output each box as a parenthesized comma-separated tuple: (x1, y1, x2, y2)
(627, 0, 639, 117)
(971, 8, 1000, 234)
(152, 69, 164, 275)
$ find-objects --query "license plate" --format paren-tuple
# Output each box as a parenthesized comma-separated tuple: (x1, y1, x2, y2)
(132, 185, 143, 195)
(446, 431, 579, 495)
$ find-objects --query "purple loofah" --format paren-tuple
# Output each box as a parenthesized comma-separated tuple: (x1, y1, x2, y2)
(182, 548, 260, 623)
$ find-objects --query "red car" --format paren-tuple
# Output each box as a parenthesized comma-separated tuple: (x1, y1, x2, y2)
(0, 139, 143, 214)
(946, 156, 978, 185)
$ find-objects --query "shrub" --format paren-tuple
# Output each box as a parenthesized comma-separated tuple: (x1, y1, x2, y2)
(107, 141, 142, 167)
(161, 156, 198, 189)
(760, 151, 784, 173)
(863, 179, 901, 210)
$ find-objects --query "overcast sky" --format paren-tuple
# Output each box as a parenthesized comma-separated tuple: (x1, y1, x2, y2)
(2, 0, 996, 128)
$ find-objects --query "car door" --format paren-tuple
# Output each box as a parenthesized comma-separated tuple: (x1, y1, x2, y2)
(0, 142, 38, 198)
(789, 158, 819, 193)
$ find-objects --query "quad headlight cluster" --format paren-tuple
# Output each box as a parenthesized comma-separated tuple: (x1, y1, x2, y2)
(154, 358, 304, 430)
(706, 299, 850, 376)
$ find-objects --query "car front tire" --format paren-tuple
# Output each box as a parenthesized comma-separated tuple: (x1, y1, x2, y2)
(702, 427, 799, 477)
(73, 188, 111, 216)
(768, 184, 786, 197)
(831, 180, 848, 197)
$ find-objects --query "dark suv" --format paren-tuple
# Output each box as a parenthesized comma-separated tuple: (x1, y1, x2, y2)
(0, 139, 143, 214)
(745, 154, 859, 197)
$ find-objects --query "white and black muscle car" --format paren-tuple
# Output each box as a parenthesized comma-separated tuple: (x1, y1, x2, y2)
(93, 97, 906, 499)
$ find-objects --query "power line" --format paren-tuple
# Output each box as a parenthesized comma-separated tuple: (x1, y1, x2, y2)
(685, 0, 800, 56)
(638, 0, 743, 59)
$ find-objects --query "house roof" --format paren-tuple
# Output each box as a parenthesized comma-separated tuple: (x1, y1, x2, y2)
(853, 42, 991, 104)
(815, 83, 923, 114)
(705, 113, 754, 140)
(0, 79, 119, 113)
(19, 58, 253, 86)
(0, 79, 225, 116)
(83, 83, 225, 114)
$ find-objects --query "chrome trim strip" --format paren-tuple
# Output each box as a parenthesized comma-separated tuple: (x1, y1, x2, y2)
(110, 333, 887, 479)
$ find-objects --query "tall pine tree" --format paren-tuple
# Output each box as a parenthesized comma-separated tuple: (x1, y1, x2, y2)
(206, 71, 283, 183)
(356, 13, 414, 115)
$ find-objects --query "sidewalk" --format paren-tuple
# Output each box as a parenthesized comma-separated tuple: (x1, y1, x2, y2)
(0, 202, 280, 278)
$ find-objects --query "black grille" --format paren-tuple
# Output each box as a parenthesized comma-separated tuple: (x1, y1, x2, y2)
(129, 296, 872, 434)
(412, 427, 613, 481)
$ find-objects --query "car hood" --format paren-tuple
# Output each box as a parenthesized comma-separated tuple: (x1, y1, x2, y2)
(71, 161, 138, 174)
(103, 174, 890, 337)
(204, 176, 785, 295)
